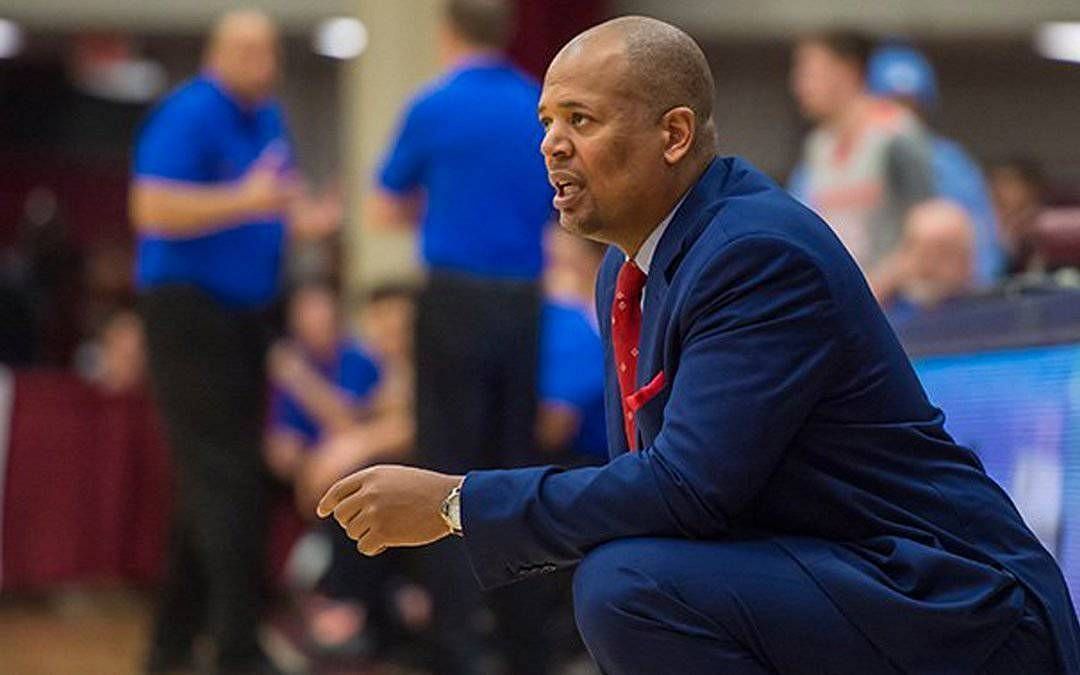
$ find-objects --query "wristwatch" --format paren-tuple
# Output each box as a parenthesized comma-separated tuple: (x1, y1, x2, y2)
(440, 483, 464, 536)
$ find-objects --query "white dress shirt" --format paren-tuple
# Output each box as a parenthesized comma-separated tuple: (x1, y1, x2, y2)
(631, 194, 687, 309)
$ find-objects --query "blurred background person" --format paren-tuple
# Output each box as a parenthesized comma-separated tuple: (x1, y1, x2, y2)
(80, 241, 137, 337)
(990, 157, 1048, 275)
(365, 0, 554, 672)
(0, 186, 83, 366)
(129, 9, 341, 673)
(537, 226, 608, 465)
(264, 281, 383, 660)
(296, 284, 418, 511)
(534, 228, 609, 673)
(878, 198, 976, 326)
(867, 43, 1003, 288)
(287, 283, 425, 666)
(789, 31, 935, 287)
(77, 307, 147, 396)
(265, 282, 381, 496)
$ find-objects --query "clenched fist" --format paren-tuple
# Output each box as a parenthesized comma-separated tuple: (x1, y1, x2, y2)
(317, 465, 464, 556)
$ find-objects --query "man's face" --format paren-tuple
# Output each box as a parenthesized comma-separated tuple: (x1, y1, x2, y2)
(289, 288, 338, 355)
(990, 168, 1039, 217)
(790, 42, 857, 122)
(538, 40, 668, 241)
(217, 22, 280, 103)
(900, 210, 973, 306)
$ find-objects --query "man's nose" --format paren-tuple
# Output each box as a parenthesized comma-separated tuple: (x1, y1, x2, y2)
(541, 124, 572, 162)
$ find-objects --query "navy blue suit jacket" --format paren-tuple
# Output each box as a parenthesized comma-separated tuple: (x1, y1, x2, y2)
(461, 157, 1080, 672)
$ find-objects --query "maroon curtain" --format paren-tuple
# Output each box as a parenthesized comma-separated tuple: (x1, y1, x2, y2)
(508, 0, 610, 80)
(1, 370, 301, 591)
(1, 371, 171, 588)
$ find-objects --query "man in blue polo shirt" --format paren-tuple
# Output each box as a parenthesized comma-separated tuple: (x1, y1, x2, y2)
(366, 1, 552, 671)
(129, 10, 338, 674)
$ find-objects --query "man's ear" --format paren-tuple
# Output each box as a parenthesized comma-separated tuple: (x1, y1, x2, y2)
(661, 106, 696, 165)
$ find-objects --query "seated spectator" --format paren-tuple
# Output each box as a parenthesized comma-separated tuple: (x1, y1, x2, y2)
(271, 283, 436, 663)
(294, 284, 418, 512)
(990, 158, 1047, 275)
(264, 281, 383, 657)
(265, 282, 381, 488)
(95, 310, 147, 395)
(81, 242, 136, 349)
(876, 199, 976, 326)
(537, 227, 608, 463)
(281, 266, 608, 666)
(74, 308, 148, 396)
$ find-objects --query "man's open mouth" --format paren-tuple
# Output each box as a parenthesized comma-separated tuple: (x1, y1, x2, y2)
(550, 171, 585, 208)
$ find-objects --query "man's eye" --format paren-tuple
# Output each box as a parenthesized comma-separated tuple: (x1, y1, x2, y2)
(539, 117, 552, 130)
(570, 113, 588, 128)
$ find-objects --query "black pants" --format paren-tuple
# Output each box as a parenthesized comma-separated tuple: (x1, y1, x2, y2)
(416, 272, 541, 473)
(141, 286, 271, 671)
(414, 272, 555, 674)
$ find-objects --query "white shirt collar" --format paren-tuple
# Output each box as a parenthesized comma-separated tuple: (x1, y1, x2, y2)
(632, 194, 687, 275)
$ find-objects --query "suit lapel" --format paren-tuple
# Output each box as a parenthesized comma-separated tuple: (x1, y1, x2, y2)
(597, 247, 631, 457)
(598, 157, 734, 454)
(636, 157, 730, 392)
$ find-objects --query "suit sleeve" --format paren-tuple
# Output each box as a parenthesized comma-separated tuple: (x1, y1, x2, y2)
(461, 235, 842, 588)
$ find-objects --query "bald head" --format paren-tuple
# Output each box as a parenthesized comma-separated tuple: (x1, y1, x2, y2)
(900, 199, 975, 306)
(539, 16, 719, 252)
(205, 9, 280, 104)
(554, 16, 717, 157)
(906, 200, 974, 249)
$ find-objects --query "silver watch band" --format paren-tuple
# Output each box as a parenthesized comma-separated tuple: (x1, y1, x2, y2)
(441, 484, 464, 536)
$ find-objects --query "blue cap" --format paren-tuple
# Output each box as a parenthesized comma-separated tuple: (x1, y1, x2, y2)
(867, 45, 938, 109)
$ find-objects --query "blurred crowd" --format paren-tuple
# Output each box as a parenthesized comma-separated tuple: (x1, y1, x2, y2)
(1, 3, 1079, 675)
(788, 31, 1080, 327)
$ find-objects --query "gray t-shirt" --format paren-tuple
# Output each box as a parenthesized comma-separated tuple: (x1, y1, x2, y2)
(794, 100, 934, 271)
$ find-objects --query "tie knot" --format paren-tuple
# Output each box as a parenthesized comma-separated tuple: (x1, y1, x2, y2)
(616, 260, 647, 303)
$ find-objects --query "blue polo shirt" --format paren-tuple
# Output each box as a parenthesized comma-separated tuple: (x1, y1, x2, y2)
(930, 136, 1003, 285)
(539, 301, 608, 460)
(132, 75, 291, 307)
(271, 341, 381, 445)
(378, 60, 553, 280)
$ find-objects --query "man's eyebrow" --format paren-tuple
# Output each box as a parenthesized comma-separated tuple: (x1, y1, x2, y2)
(557, 100, 591, 110)
(537, 100, 592, 116)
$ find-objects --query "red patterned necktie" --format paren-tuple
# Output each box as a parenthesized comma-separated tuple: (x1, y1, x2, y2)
(612, 260, 647, 451)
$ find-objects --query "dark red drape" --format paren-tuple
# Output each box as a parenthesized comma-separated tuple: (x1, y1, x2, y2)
(508, 0, 610, 80)
(1, 370, 302, 591)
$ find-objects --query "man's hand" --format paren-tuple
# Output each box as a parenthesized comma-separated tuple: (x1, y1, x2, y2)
(129, 143, 297, 238)
(316, 465, 463, 556)
(268, 341, 310, 387)
(238, 145, 297, 215)
(289, 181, 344, 240)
